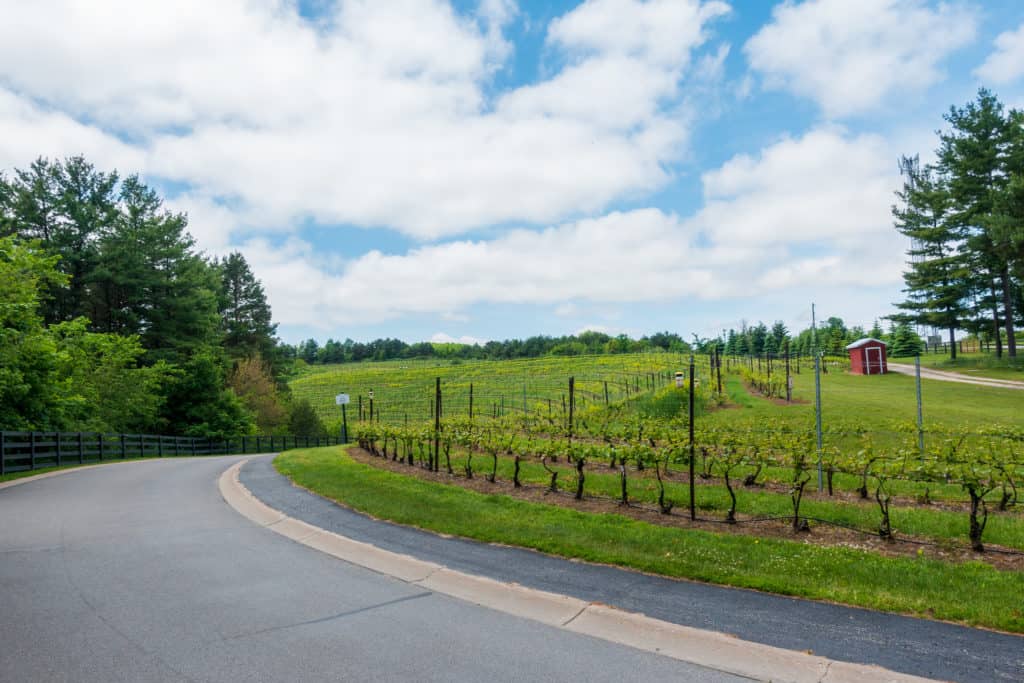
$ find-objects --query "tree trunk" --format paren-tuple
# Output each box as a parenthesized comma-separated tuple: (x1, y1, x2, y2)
(948, 325, 957, 360)
(991, 279, 1003, 359)
(1001, 266, 1017, 358)
(574, 458, 585, 500)
(968, 487, 988, 552)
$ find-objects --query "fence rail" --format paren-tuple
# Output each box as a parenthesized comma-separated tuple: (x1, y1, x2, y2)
(0, 431, 341, 476)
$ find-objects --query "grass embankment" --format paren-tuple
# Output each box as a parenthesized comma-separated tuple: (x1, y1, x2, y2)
(276, 446, 1024, 634)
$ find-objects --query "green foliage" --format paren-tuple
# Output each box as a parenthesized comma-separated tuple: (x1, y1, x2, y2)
(889, 322, 923, 357)
(217, 251, 280, 366)
(289, 398, 328, 438)
(50, 318, 174, 432)
(0, 237, 64, 429)
(161, 348, 255, 438)
(0, 155, 295, 437)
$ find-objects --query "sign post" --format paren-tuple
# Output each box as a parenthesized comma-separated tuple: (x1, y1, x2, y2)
(335, 394, 350, 444)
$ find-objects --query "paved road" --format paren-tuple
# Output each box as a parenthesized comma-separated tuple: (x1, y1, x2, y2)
(0, 457, 743, 683)
(242, 457, 1024, 682)
(888, 363, 1024, 390)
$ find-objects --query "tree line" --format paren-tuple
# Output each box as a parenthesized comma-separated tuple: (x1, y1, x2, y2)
(286, 330, 692, 365)
(894, 89, 1023, 360)
(0, 156, 325, 438)
(699, 317, 922, 360)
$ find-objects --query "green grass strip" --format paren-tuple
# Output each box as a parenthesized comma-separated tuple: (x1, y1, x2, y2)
(276, 446, 1024, 633)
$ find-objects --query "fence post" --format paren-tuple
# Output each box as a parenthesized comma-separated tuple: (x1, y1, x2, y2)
(56, 431, 62, 467)
(1, 432, 5, 476)
(814, 354, 823, 492)
(915, 355, 925, 459)
(434, 377, 441, 472)
(99, 433, 104, 461)
(191, 438, 196, 456)
(120, 434, 126, 459)
(688, 356, 696, 521)
(158, 436, 163, 458)
(568, 377, 575, 441)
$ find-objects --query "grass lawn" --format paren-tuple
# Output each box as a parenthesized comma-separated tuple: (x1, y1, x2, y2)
(916, 351, 1024, 382)
(706, 368, 1023, 439)
(276, 446, 1024, 634)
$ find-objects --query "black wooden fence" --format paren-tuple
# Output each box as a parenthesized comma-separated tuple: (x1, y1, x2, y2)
(0, 431, 341, 476)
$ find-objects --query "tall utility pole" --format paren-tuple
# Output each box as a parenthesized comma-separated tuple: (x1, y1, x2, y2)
(812, 304, 823, 492)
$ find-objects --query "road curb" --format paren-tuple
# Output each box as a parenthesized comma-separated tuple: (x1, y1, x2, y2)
(219, 460, 942, 683)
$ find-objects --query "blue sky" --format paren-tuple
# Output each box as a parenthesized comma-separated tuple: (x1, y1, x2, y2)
(2, 0, 1023, 345)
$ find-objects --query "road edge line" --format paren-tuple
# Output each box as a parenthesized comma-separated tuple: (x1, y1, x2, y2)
(218, 460, 942, 683)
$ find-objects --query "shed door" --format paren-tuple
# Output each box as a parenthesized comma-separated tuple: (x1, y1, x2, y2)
(866, 347, 881, 374)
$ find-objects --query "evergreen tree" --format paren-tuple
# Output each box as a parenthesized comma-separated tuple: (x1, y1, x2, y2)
(218, 252, 278, 361)
(892, 162, 968, 359)
(938, 90, 1018, 357)
(889, 323, 923, 357)
(288, 399, 327, 438)
(6, 157, 118, 324)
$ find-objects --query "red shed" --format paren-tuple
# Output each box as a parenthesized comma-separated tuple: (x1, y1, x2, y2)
(846, 338, 887, 375)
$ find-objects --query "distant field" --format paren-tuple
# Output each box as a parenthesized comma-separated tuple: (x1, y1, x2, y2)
(291, 353, 695, 426)
(291, 353, 1023, 444)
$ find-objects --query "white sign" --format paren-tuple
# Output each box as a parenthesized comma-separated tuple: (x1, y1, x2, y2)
(335, 394, 350, 406)
(368, 390, 374, 400)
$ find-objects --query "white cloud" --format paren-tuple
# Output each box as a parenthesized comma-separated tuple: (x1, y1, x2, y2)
(548, 0, 730, 67)
(693, 127, 896, 246)
(430, 332, 486, 345)
(744, 0, 976, 117)
(0, 0, 727, 243)
(0, 89, 144, 174)
(244, 123, 909, 328)
(974, 22, 1024, 84)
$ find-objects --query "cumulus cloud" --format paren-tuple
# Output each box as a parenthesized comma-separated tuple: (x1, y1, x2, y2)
(0, 0, 727, 243)
(744, 0, 976, 117)
(242, 126, 905, 329)
(692, 127, 896, 246)
(974, 22, 1024, 85)
(430, 332, 487, 345)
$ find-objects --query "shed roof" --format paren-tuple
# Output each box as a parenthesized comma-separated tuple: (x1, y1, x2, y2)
(845, 337, 887, 350)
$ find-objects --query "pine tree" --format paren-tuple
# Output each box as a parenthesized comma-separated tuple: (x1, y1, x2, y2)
(938, 90, 1018, 357)
(218, 252, 278, 361)
(892, 162, 968, 359)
